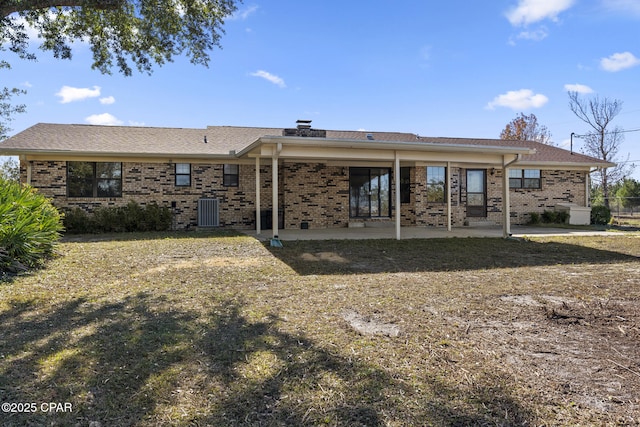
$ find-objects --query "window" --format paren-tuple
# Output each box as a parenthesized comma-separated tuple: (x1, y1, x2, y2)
(175, 163, 191, 186)
(509, 169, 541, 189)
(349, 167, 391, 218)
(426, 166, 446, 203)
(68, 162, 122, 197)
(223, 164, 239, 187)
(400, 167, 411, 204)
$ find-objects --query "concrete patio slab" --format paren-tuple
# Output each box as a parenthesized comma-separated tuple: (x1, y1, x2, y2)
(246, 226, 624, 241)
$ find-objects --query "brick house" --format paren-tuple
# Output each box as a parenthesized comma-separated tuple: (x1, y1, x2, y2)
(0, 121, 613, 239)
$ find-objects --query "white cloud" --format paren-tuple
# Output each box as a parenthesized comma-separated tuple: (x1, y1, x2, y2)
(99, 96, 116, 105)
(600, 51, 640, 72)
(601, 0, 640, 16)
(230, 5, 258, 20)
(22, 81, 33, 88)
(516, 27, 549, 41)
(506, 0, 575, 26)
(56, 85, 101, 103)
(564, 83, 594, 93)
(84, 113, 123, 126)
(486, 89, 549, 110)
(250, 70, 286, 88)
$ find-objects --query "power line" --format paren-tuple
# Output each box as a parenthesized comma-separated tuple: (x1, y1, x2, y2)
(572, 127, 640, 138)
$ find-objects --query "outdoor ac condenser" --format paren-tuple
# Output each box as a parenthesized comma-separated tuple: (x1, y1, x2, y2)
(197, 198, 220, 227)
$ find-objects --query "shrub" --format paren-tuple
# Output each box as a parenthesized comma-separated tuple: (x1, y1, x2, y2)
(541, 210, 558, 223)
(539, 210, 569, 224)
(528, 212, 541, 225)
(555, 210, 569, 224)
(0, 178, 64, 274)
(64, 201, 172, 233)
(591, 205, 611, 225)
(63, 208, 94, 234)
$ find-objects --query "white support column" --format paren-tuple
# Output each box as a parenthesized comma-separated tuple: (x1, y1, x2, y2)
(446, 161, 452, 231)
(255, 157, 261, 235)
(502, 164, 511, 238)
(395, 153, 401, 240)
(272, 156, 279, 239)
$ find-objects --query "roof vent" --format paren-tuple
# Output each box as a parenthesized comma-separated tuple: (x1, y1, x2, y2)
(283, 120, 326, 138)
(366, 133, 374, 140)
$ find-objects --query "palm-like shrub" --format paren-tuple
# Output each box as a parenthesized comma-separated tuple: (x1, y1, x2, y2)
(0, 178, 64, 274)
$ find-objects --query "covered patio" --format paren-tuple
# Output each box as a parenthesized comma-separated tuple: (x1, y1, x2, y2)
(238, 133, 536, 240)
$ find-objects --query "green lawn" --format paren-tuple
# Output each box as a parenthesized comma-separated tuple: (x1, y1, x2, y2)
(1, 232, 639, 426)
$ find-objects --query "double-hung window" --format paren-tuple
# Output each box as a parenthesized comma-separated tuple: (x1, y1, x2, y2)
(509, 169, 541, 189)
(67, 162, 122, 197)
(175, 163, 191, 186)
(223, 164, 239, 187)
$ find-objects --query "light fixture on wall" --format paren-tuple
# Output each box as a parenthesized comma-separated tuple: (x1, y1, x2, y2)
(490, 168, 496, 176)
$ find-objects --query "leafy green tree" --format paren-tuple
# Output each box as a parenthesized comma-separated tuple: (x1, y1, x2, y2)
(0, 156, 19, 181)
(1, 0, 239, 135)
(0, 63, 26, 140)
(500, 112, 552, 145)
(616, 178, 640, 214)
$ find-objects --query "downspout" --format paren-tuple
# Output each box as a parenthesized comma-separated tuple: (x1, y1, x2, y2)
(503, 153, 521, 169)
(502, 154, 521, 238)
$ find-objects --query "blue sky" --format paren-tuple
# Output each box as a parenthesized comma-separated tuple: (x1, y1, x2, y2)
(3, 0, 640, 178)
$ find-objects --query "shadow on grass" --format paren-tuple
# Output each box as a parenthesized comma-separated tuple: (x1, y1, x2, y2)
(266, 237, 639, 275)
(60, 229, 247, 243)
(0, 294, 535, 426)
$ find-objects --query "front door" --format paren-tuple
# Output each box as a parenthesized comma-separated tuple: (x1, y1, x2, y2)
(466, 169, 487, 217)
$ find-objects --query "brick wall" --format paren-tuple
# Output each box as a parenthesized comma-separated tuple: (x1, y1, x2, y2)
(282, 163, 349, 229)
(21, 160, 588, 230)
(22, 160, 274, 230)
(505, 169, 587, 224)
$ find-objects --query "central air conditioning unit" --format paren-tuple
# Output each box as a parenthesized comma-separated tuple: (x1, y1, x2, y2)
(198, 198, 220, 227)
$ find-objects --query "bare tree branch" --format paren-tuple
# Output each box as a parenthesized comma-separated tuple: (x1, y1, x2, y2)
(568, 91, 633, 207)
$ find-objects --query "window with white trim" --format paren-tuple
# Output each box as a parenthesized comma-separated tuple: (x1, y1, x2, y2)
(175, 163, 191, 186)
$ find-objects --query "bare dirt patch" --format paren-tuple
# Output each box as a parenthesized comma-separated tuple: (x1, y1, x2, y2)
(450, 293, 640, 420)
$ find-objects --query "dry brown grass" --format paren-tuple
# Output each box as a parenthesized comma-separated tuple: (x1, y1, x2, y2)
(1, 231, 638, 426)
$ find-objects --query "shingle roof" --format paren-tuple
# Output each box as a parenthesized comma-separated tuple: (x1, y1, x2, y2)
(0, 123, 279, 157)
(418, 136, 610, 166)
(0, 123, 612, 167)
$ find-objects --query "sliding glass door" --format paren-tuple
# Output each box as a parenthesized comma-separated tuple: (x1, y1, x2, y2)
(349, 167, 391, 218)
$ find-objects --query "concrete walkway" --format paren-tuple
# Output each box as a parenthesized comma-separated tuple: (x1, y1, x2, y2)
(248, 225, 627, 241)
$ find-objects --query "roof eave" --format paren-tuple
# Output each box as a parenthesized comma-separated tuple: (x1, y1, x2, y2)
(518, 160, 616, 169)
(0, 148, 236, 160)
(238, 135, 536, 157)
